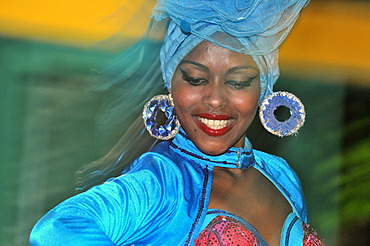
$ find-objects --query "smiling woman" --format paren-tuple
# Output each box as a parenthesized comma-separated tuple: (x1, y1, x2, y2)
(29, 0, 326, 245)
(171, 42, 261, 155)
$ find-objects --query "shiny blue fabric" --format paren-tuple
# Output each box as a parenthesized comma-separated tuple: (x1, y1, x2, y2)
(153, 0, 310, 101)
(153, 0, 310, 54)
(30, 130, 307, 245)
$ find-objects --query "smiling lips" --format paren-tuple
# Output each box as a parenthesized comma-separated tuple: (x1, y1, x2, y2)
(196, 113, 234, 136)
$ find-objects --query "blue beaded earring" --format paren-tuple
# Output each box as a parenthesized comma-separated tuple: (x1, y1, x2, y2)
(259, 91, 306, 137)
(142, 94, 181, 140)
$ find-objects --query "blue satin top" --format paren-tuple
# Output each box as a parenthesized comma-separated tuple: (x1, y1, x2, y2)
(30, 129, 308, 245)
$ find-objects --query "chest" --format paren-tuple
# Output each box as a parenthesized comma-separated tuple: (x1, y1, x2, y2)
(208, 167, 292, 246)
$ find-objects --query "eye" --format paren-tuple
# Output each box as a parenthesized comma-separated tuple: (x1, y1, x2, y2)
(180, 68, 208, 86)
(226, 76, 257, 90)
(226, 80, 251, 89)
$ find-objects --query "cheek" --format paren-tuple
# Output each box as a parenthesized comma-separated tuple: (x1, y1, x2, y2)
(178, 90, 199, 106)
(233, 90, 260, 115)
(172, 81, 201, 111)
(171, 85, 201, 116)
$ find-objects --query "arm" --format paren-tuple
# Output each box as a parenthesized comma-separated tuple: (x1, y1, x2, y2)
(30, 153, 180, 245)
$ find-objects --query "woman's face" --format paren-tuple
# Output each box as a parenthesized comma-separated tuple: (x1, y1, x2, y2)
(171, 41, 261, 155)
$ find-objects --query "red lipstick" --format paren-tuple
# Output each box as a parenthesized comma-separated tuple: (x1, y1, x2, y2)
(196, 114, 234, 137)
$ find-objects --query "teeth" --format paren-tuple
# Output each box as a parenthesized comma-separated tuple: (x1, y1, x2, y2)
(198, 117, 231, 130)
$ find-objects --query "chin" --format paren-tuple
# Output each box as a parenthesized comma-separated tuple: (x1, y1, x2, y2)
(197, 143, 230, 156)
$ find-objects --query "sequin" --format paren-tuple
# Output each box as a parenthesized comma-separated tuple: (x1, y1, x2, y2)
(195, 215, 258, 246)
(303, 223, 325, 246)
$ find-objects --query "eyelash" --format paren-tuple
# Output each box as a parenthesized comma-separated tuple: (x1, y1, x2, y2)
(180, 69, 208, 86)
(180, 69, 257, 89)
(226, 77, 257, 89)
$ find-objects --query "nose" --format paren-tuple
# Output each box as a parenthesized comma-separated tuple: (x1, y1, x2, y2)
(202, 82, 228, 110)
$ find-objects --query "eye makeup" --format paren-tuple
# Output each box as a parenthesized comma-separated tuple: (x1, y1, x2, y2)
(226, 75, 258, 90)
(180, 68, 208, 86)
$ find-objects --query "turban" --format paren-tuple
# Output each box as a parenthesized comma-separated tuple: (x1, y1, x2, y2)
(152, 0, 309, 101)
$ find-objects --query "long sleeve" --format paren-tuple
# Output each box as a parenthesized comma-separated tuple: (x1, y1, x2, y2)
(30, 152, 182, 246)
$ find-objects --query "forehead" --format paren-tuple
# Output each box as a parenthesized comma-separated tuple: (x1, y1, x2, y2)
(182, 41, 256, 67)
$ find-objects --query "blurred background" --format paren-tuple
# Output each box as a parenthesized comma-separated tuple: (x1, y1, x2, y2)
(0, 0, 369, 245)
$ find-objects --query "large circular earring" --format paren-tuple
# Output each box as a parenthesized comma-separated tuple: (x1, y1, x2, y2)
(259, 91, 306, 137)
(142, 94, 181, 140)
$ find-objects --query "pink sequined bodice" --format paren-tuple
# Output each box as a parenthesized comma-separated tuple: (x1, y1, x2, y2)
(303, 224, 325, 246)
(195, 215, 258, 246)
(194, 214, 324, 246)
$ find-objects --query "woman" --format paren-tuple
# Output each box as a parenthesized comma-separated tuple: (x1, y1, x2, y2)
(30, 0, 323, 245)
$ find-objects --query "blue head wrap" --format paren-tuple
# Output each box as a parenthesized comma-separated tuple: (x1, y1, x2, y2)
(152, 0, 309, 101)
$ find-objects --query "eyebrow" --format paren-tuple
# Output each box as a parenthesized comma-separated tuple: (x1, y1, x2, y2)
(179, 60, 209, 72)
(228, 65, 259, 74)
(179, 60, 259, 74)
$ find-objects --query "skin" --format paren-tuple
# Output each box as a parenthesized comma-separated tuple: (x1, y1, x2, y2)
(171, 41, 261, 156)
(171, 41, 291, 246)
